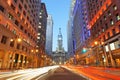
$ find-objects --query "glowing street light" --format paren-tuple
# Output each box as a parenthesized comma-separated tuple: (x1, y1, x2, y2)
(31, 50, 34, 52)
(94, 41, 98, 45)
(82, 47, 87, 53)
(17, 38, 22, 42)
(10, 39, 14, 42)
(35, 49, 39, 52)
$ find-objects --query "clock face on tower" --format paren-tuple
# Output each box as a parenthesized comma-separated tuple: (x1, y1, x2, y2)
(59, 37, 62, 40)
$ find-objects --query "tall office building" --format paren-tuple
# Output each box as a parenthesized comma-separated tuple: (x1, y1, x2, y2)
(67, 0, 76, 58)
(37, 3, 48, 66)
(86, 0, 120, 67)
(72, 0, 90, 55)
(0, 0, 41, 69)
(71, 0, 120, 67)
(45, 15, 53, 55)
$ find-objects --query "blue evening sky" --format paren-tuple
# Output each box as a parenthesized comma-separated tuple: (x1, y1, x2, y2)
(42, 0, 71, 51)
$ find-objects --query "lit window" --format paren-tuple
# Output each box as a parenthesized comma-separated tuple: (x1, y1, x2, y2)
(38, 26, 41, 28)
(113, 5, 117, 10)
(39, 16, 42, 18)
(8, 13, 13, 20)
(116, 14, 120, 21)
(0, 5, 4, 12)
(110, 19, 114, 25)
(38, 33, 41, 35)
(104, 16, 106, 20)
(105, 45, 109, 52)
(37, 37, 40, 39)
(110, 43, 115, 50)
(39, 22, 41, 25)
(108, 11, 111, 16)
(102, 29, 104, 32)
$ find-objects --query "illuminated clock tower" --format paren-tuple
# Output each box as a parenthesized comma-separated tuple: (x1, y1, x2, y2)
(52, 28, 67, 64)
(57, 28, 63, 51)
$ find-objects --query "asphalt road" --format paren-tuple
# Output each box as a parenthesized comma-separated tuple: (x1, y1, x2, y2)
(44, 66, 87, 80)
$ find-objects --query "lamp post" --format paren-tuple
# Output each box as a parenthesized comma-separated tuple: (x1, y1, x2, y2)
(101, 42, 109, 67)
(94, 41, 99, 66)
(9, 37, 22, 70)
(31, 49, 39, 68)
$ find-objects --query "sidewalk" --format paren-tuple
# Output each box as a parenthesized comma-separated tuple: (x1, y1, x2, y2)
(92, 67, 120, 76)
(65, 65, 120, 80)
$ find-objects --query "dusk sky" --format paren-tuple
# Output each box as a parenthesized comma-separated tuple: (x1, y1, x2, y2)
(42, 0, 71, 51)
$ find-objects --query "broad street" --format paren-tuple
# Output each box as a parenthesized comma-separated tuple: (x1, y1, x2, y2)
(0, 65, 120, 80)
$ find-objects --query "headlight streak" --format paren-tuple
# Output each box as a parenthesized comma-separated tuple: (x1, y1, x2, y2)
(5, 65, 59, 80)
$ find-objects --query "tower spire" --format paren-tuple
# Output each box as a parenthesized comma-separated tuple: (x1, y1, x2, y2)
(59, 28, 61, 34)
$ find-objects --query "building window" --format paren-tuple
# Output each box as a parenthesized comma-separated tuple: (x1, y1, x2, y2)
(22, 18, 25, 22)
(105, 45, 109, 52)
(20, 25, 23, 30)
(38, 33, 41, 35)
(15, 20, 19, 26)
(19, 4, 22, 10)
(102, 29, 104, 32)
(37, 37, 40, 39)
(10, 40, 15, 47)
(110, 19, 114, 25)
(24, 4, 27, 9)
(116, 14, 120, 21)
(27, 16, 29, 20)
(12, 29, 16, 34)
(113, 5, 117, 10)
(103, 35, 106, 41)
(26, 0, 28, 3)
(17, 12, 21, 17)
(20, 0, 23, 3)
(23, 11, 26, 16)
(119, 25, 120, 32)
(107, 32, 110, 38)
(100, 20, 102, 24)
(105, 23, 108, 30)
(16, 43, 20, 49)
(8, 13, 13, 20)
(22, 46, 24, 50)
(38, 26, 41, 28)
(0, 5, 4, 12)
(112, 29, 116, 36)
(14, 0, 18, 3)
(1, 35, 7, 44)
(108, 11, 111, 16)
(28, 33, 30, 37)
(104, 16, 106, 20)
(24, 29, 27, 33)
(11, 4, 15, 10)
(110, 43, 115, 50)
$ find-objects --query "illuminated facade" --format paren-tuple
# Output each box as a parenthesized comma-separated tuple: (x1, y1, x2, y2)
(0, 0, 41, 69)
(76, 0, 120, 67)
(71, 0, 120, 67)
(72, 0, 90, 54)
(88, 0, 120, 67)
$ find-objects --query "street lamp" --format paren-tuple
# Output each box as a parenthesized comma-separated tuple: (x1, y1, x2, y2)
(94, 41, 98, 45)
(94, 41, 99, 66)
(94, 41, 108, 67)
(17, 38, 22, 42)
(9, 37, 22, 69)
